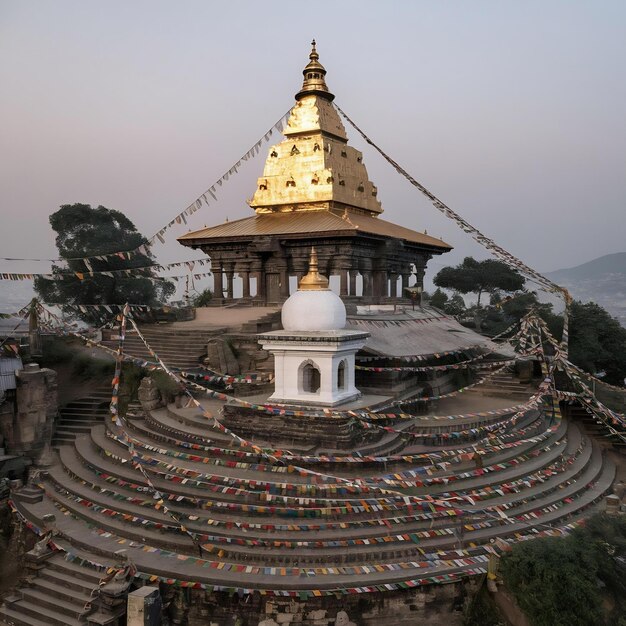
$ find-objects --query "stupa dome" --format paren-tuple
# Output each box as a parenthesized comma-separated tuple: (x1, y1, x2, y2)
(281, 248, 346, 331)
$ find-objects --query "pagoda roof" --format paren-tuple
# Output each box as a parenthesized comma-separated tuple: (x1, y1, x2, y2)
(179, 210, 452, 250)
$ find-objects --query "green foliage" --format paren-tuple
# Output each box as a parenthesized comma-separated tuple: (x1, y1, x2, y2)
(149, 369, 181, 402)
(434, 257, 525, 306)
(500, 513, 626, 626)
(34, 204, 175, 322)
(38, 336, 114, 380)
(445, 293, 466, 316)
(121, 362, 145, 401)
(429, 288, 449, 310)
(192, 288, 213, 307)
(568, 300, 626, 386)
(428, 288, 466, 316)
(463, 584, 505, 626)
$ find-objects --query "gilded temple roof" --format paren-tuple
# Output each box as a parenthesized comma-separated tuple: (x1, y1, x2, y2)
(180, 42, 450, 248)
(178, 210, 451, 249)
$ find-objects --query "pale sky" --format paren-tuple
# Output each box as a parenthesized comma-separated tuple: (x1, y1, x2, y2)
(1, 1, 625, 306)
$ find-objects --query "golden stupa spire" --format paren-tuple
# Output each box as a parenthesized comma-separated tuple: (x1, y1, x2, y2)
(296, 39, 334, 102)
(298, 247, 329, 290)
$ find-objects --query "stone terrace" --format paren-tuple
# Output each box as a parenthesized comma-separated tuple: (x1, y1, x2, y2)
(5, 385, 615, 611)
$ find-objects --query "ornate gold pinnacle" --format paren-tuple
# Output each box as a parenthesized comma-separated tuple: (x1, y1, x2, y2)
(298, 247, 329, 290)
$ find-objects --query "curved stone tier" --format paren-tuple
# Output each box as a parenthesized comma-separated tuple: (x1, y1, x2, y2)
(12, 394, 615, 596)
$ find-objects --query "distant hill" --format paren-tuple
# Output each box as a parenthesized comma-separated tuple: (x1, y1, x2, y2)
(545, 252, 626, 327)
(547, 252, 626, 281)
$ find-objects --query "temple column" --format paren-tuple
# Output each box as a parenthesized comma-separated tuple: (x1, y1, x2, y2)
(373, 270, 387, 299)
(241, 271, 250, 299)
(279, 269, 290, 299)
(401, 273, 410, 296)
(362, 271, 373, 297)
(339, 270, 348, 296)
(252, 269, 263, 299)
(225, 265, 235, 300)
(413, 263, 426, 291)
(349, 270, 358, 296)
(213, 266, 224, 299)
(389, 272, 399, 297)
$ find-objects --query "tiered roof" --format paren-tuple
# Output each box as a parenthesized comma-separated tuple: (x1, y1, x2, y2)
(179, 42, 451, 252)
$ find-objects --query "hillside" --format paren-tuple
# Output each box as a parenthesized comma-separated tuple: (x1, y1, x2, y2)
(546, 252, 626, 326)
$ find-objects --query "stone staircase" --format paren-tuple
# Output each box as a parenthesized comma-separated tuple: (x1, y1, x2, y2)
(52, 388, 111, 448)
(237, 309, 281, 333)
(564, 401, 626, 453)
(101, 326, 224, 370)
(13, 401, 614, 587)
(468, 368, 537, 399)
(0, 552, 102, 626)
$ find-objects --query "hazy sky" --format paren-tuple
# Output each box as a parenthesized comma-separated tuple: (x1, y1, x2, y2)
(1, 1, 625, 301)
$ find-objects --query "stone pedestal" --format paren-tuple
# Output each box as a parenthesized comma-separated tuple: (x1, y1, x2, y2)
(259, 330, 369, 406)
(127, 586, 162, 626)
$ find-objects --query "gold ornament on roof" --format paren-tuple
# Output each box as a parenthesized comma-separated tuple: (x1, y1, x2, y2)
(298, 247, 329, 290)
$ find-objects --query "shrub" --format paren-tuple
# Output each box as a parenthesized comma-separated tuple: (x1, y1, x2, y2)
(193, 289, 213, 307)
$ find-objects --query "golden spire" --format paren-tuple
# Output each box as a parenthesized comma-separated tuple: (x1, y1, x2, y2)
(298, 247, 329, 290)
(296, 39, 334, 102)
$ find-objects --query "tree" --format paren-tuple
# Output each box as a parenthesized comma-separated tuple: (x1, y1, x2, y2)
(568, 300, 626, 386)
(434, 257, 525, 307)
(500, 513, 626, 626)
(192, 288, 213, 307)
(35, 204, 174, 322)
(445, 293, 466, 316)
(428, 288, 449, 310)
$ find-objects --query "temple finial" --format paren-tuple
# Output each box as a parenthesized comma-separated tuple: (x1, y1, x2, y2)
(295, 40, 333, 102)
(299, 247, 329, 290)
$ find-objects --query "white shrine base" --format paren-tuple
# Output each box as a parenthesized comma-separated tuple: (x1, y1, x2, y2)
(259, 330, 369, 407)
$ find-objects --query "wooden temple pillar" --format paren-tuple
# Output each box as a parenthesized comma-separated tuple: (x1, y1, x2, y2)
(241, 270, 250, 299)
(362, 271, 373, 297)
(279, 268, 290, 299)
(213, 265, 224, 299)
(348, 269, 358, 296)
(401, 272, 410, 296)
(339, 270, 349, 296)
(224, 264, 235, 300)
(249, 257, 264, 301)
(373, 270, 387, 299)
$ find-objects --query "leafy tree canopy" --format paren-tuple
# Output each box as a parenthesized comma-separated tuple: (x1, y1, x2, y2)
(568, 300, 626, 385)
(428, 288, 449, 310)
(35, 204, 174, 322)
(427, 288, 466, 317)
(500, 513, 626, 626)
(434, 257, 525, 306)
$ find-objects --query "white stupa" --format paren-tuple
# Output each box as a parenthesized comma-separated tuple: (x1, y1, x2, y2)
(258, 248, 369, 406)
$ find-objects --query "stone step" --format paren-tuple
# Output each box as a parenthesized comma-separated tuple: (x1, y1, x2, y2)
(56, 425, 583, 550)
(20, 587, 88, 619)
(46, 554, 104, 586)
(61, 408, 108, 416)
(0, 599, 85, 626)
(13, 458, 616, 591)
(52, 431, 78, 440)
(31, 577, 93, 606)
(0, 604, 61, 626)
(57, 418, 103, 428)
(38, 567, 98, 596)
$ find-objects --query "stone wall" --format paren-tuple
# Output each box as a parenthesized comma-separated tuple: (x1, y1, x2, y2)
(0, 364, 57, 460)
(167, 581, 472, 626)
(221, 404, 373, 450)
